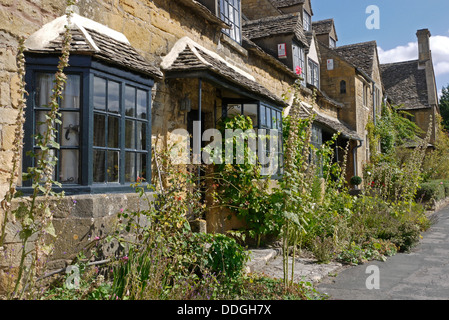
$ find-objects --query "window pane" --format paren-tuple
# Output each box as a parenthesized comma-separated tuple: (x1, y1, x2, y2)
(277, 111, 282, 129)
(108, 81, 120, 114)
(125, 120, 135, 149)
(227, 104, 242, 117)
(35, 111, 49, 144)
(108, 116, 120, 148)
(61, 112, 80, 147)
(260, 105, 266, 126)
(137, 89, 147, 119)
(93, 113, 106, 147)
(243, 104, 258, 127)
(136, 153, 147, 180)
(107, 151, 119, 183)
(125, 152, 136, 182)
(60, 149, 79, 184)
(93, 77, 106, 111)
(266, 108, 271, 128)
(93, 150, 105, 183)
(271, 109, 277, 128)
(61, 75, 80, 109)
(136, 122, 146, 150)
(125, 85, 136, 117)
(35, 148, 57, 183)
(35, 73, 54, 108)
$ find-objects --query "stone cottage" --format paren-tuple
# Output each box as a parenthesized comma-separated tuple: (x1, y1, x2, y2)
(316, 34, 383, 179)
(0, 0, 312, 274)
(0, 0, 441, 285)
(381, 29, 440, 145)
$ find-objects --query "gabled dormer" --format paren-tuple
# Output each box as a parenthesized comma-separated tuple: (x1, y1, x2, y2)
(312, 19, 338, 48)
(269, 0, 313, 31)
(242, 12, 309, 78)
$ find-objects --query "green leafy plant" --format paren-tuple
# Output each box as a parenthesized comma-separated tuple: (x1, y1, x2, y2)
(213, 114, 281, 247)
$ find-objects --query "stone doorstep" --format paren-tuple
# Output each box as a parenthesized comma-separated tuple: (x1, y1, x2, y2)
(245, 248, 281, 274)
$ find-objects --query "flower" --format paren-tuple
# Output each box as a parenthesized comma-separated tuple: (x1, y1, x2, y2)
(295, 66, 302, 75)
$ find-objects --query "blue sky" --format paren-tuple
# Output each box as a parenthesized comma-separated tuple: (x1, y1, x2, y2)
(311, 0, 449, 97)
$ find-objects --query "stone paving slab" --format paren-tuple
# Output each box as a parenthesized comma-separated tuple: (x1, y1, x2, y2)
(246, 248, 345, 284)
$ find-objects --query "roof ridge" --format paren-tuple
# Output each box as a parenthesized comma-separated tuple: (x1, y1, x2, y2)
(336, 40, 377, 49)
(380, 59, 419, 66)
(243, 12, 299, 25)
(312, 18, 334, 24)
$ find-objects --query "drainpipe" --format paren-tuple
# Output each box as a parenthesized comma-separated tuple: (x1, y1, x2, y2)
(352, 140, 363, 179)
(372, 80, 376, 126)
(198, 78, 202, 187)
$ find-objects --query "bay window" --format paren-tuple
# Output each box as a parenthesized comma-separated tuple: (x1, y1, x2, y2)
(23, 54, 154, 194)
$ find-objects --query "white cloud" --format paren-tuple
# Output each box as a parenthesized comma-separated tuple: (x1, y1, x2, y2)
(378, 35, 449, 95)
(378, 42, 418, 64)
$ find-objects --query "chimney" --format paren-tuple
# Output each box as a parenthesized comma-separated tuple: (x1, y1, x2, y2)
(417, 29, 431, 63)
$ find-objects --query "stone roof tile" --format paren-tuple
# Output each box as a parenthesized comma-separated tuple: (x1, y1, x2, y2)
(380, 60, 429, 110)
(242, 13, 309, 47)
(163, 39, 285, 106)
(333, 41, 377, 76)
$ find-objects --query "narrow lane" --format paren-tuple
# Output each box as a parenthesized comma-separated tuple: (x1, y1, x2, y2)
(317, 207, 449, 300)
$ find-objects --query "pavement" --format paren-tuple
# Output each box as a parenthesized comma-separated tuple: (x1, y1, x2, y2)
(246, 204, 449, 300)
(317, 205, 449, 300)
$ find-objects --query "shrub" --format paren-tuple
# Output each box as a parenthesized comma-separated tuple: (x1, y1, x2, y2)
(311, 236, 334, 263)
(350, 176, 362, 186)
(416, 181, 446, 203)
(194, 233, 249, 279)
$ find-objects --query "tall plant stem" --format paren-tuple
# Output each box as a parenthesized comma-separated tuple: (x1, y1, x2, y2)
(0, 38, 27, 248)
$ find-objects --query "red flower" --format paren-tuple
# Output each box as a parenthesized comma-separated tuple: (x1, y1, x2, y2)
(295, 66, 302, 75)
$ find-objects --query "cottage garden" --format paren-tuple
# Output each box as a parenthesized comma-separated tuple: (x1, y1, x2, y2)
(1, 3, 449, 301)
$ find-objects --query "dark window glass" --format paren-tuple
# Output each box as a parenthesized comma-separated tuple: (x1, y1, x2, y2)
(340, 80, 347, 94)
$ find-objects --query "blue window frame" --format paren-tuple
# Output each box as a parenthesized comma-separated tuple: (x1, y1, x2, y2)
(22, 54, 154, 195)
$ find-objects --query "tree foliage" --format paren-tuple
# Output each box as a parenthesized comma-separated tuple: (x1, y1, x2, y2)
(439, 85, 449, 132)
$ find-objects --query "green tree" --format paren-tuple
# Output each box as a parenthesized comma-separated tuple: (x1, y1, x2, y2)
(439, 85, 449, 131)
